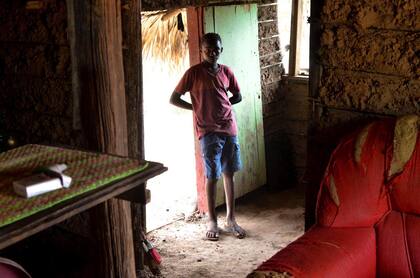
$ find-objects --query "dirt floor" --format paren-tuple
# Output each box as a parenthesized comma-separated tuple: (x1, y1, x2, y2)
(144, 186, 305, 278)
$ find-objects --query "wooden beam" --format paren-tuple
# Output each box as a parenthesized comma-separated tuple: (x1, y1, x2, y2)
(67, 0, 136, 277)
(187, 7, 204, 66)
(121, 0, 147, 276)
(306, 0, 324, 230)
(288, 0, 299, 76)
(124, 0, 144, 159)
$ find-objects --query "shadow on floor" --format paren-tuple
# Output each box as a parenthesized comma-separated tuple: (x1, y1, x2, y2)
(146, 185, 305, 278)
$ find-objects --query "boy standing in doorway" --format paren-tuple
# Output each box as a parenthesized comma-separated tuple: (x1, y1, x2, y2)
(169, 33, 246, 241)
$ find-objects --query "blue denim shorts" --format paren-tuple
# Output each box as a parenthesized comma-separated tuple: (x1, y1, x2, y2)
(199, 133, 242, 179)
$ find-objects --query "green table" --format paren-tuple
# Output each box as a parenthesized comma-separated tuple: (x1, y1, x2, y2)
(0, 144, 166, 250)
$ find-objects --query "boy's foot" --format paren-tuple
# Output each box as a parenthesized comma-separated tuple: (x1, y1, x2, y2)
(224, 221, 246, 239)
(206, 221, 219, 241)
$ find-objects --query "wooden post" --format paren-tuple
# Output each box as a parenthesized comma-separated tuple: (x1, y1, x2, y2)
(186, 7, 208, 212)
(289, 0, 299, 76)
(121, 0, 147, 275)
(306, 0, 324, 230)
(67, 0, 136, 277)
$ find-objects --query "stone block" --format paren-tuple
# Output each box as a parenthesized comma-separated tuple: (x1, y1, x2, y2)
(322, 0, 419, 30)
(259, 36, 281, 54)
(321, 27, 419, 78)
(258, 4, 277, 21)
(319, 69, 420, 115)
(260, 52, 282, 68)
(260, 64, 283, 86)
(258, 20, 279, 39)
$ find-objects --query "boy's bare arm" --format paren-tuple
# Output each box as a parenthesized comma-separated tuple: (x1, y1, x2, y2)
(229, 92, 242, 105)
(170, 92, 193, 110)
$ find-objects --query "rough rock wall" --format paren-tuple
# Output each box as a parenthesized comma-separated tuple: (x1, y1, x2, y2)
(316, 0, 419, 124)
(258, 1, 309, 187)
(264, 80, 309, 184)
(0, 0, 83, 147)
(258, 1, 284, 103)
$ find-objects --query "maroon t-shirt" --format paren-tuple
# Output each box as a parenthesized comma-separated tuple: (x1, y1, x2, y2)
(174, 62, 241, 139)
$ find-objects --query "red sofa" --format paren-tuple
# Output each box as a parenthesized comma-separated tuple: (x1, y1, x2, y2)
(249, 115, 420, 278)
(0, 257, 31, 278)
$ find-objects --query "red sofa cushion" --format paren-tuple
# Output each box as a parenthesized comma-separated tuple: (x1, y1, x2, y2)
(376, 211, 420, 277)
(250, 116, 419, 278)
(0, 258, 31, 278)
(256, 227, 376, 278)
(317, 120, 392, 227)
(387, 133, 420, 215)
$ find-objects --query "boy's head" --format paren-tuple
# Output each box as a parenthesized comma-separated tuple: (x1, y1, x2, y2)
(200, 33, 223, 65)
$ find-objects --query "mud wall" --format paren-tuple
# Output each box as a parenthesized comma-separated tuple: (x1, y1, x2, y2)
(305, 0, 419, 228)
(0, 0, 83, 147)
(315, 0, 419, 128)
(258, 1, 309, 188)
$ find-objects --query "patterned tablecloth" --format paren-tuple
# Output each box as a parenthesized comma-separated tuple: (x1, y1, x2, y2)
(0, 144, 148, 228)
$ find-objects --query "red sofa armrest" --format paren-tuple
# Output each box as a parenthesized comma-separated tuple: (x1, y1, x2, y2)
(249, 226, 376, 278)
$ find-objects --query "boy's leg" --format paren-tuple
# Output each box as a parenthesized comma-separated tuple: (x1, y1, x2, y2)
(222, 172, 246, 238)
(206, 178, 218, 240)
(220, 135, 245, 238)
(200, 133, 223, 241)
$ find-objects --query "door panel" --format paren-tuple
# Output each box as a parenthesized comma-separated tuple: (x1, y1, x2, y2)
(204, 4, 266, 206)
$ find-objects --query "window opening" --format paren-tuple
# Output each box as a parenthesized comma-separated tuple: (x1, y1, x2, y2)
(277, 0, 311, 77)
(277, 0, 292, 74)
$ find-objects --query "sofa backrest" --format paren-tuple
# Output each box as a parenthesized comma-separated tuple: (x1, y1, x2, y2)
(316, 119, 392, 227)
(316, 115, 419, 228)
(376, 115, 420, 277)
(387, 116, 420, 215)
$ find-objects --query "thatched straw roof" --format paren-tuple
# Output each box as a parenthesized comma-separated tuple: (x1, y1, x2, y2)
(141, 9, 188, 69)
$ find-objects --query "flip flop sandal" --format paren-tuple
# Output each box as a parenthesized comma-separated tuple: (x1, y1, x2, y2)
(206, 230, 219, 241)
(224, 224, 246, 239)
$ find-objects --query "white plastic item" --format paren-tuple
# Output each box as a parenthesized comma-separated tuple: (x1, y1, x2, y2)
(13, 172, 72, 198)
(47, 164, 68, 173)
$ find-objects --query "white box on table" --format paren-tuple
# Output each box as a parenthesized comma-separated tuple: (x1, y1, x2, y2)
(13, 171, 72, 198)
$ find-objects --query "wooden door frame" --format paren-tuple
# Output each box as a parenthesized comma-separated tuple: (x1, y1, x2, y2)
(306, 0, 323, 230)
(186, 7, 208, 212)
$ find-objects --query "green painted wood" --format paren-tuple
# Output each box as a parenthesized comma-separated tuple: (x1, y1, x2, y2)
(204, 4, 266, 206)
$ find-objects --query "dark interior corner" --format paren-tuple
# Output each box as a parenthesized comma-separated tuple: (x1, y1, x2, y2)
(0, 226, 96, 278)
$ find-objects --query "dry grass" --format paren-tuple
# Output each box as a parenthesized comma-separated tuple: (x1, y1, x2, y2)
(141, 9, 188, 71)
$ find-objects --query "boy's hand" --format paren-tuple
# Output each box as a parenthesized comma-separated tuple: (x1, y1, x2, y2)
(170, 92, 193, 110)
(229, 93, 242, 105)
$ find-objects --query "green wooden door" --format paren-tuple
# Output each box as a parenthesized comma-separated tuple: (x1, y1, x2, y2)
(204, 4, 266, 206)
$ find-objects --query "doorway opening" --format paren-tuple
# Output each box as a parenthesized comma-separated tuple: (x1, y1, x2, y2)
(142, 9, 197, 232)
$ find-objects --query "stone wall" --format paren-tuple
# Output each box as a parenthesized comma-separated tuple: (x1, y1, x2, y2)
(310, 0, 419, 156)
(305, 0, 419, 228)
(315, 0, 419, 126)
(258, 0, 309, 188)
(0, 0, 83, 147)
